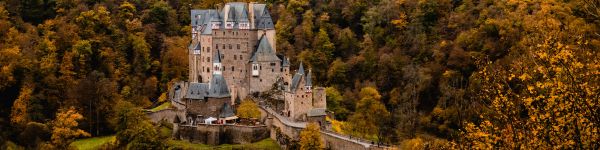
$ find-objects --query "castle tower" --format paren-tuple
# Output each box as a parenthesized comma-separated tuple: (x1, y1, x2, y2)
(305, 69, 312, 93)
(189, 42, 201, 83)
(213, 49, 222, 75)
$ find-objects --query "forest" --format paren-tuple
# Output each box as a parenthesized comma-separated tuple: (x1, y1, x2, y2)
(0, 0, 598, 149)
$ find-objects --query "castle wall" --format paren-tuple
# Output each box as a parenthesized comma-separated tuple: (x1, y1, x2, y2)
(145, 109, 186, 124)
(186, 97, 231, 118)
(313, 87, 327, 108)
(249, 61, 282, 94)
(175, 124, 269, 145)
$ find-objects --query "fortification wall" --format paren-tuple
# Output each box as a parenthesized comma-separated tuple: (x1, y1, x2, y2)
(258, 105, 391, 150)
(174, 124, 269, 145)
(145, 109, 186, 123)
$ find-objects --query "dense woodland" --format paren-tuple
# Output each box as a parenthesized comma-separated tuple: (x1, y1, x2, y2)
(0, 0, 598, 149)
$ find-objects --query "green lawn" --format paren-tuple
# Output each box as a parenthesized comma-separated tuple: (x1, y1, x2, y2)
(71, 136, 115, 150)
(149, 102, 172, 112)
(169, 138, 281, 150)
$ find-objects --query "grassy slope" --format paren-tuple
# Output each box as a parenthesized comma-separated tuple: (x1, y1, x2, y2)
(71, 136, 115, 150)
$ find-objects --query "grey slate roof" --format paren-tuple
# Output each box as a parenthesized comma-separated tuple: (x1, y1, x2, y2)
(297, 62, 305, 75)
(290, 63, 305, 92)
(219, 103, 236, 118)
(208, 74, 230, 98)
(191, 2, 270, 30)
(185, 83, 209, 99)
(194, 42, 202, 50)
(227, 6, 236, 22)
(307, 108, 327, 117)
(250, 35, 280, 62)
(190, 10, 206, 27)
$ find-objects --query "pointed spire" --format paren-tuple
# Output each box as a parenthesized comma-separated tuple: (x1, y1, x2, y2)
(298, 62, 305, 75)
(306, 69, 312, 87)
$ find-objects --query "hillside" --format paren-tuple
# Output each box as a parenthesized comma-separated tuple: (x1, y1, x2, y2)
(0, 0, 598, 149)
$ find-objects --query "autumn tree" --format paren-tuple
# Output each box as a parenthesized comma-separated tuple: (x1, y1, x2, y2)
(347, 87, 390, 141)
(47, 107, 90, 149)
(299, 123, 323, 150)
(463, 1, 600, 148)
(111, 101, 165, 149)
(10, 84, 34, 128)
(236, 99, 261, 119)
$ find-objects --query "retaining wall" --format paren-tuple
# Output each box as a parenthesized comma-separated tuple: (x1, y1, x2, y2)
(174, 124, 270, 145)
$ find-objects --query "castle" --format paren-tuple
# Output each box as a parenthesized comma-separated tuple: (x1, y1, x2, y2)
(173, 2, 326, 123)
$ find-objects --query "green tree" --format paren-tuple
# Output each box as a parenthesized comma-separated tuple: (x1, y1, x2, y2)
(143, 1, 179, 36)
(111, 101, 165, 149)
(299, 123, 323, 150)
(347, 87, 390, 140)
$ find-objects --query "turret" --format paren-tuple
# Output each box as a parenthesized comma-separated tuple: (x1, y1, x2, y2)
(213, 49, 222, 75)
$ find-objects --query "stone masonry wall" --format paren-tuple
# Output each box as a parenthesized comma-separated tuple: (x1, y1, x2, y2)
(186, 97, 230, 118)
(175, 124, 269, 145)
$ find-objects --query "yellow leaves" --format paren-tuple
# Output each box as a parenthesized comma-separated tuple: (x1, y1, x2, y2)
(524, 97, 534, 106)
(392, 13, 408, 29)
(518, 73, 531, 81)
(50, 107, 90, 149)
(10, 85, 34, 127)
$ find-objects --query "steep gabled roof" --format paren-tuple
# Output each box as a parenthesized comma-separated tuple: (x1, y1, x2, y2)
(256, 8, 274, 29)
(227, 6, 237, 22)
(208, 74, 230, 98)
(185, 83, 209, 99)
(297, 62, 305, 75)
(290, 63, 305, 92)
(250, 35, 280, 62)
(194, 42, 202, 50)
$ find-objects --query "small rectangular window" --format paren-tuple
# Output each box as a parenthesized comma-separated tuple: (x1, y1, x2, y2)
(237, 44, 240, 49)
(207, 47, 210, 52)
(270, 63, 276, 66)
(229, 44, 232, 49)
(240, 55, 243, 60)
(221, 54, 224, 59)
(222, 44, 225, 49)
(231, 66, 234, 71)
(207, 57, 210, 62)
(234, 55, 237, 60)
